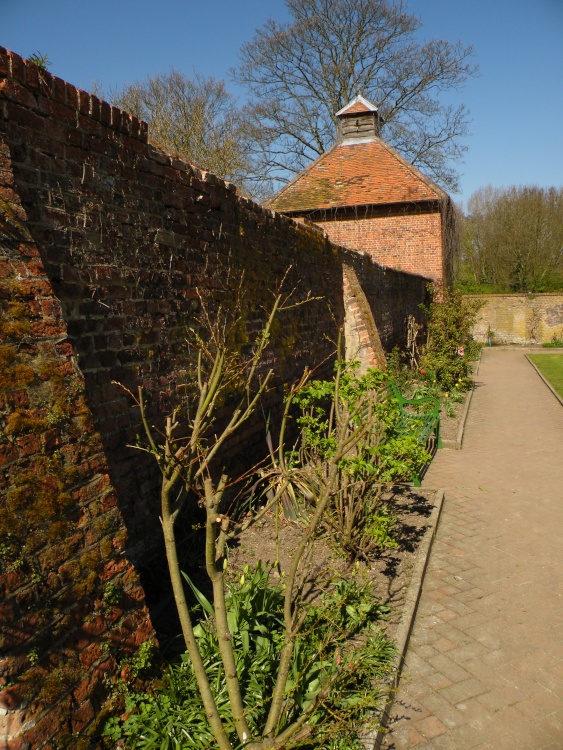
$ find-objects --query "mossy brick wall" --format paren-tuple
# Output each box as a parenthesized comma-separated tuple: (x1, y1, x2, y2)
(0, 46, 429, 748)
(468, 294, 563, 345)
(0, 147, 156, 748)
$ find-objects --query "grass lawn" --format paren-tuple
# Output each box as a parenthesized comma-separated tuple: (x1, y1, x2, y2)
(528, 354, 563, 398)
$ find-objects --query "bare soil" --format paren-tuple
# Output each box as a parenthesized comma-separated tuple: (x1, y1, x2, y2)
(227, 487, 437, 640)
(438, 389, 470, 444)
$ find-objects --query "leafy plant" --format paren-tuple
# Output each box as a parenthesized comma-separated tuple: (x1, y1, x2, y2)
(364, 505, 398, 550)
(542, 335, 563, 348)
(268, 360, 429, 560)
(28, 51, 50, 70)
(104, 566, 395, 749)
(128, 641, 157, 679)
(0, 534, 25, 572)
(419, 286, 482, 391)
(103, 581, 123, 607)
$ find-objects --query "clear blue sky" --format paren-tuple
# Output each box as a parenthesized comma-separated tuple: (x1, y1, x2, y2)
(1, 0, 562, 208)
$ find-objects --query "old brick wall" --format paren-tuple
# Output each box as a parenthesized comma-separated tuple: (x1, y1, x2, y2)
(0, 144, 156, 748)
(0, 46, 430, 748)
(313, 204, 445, 285)
(343, 251, 429, 369)
(0, 48, 345, 562)
(468, 294, 563, 345)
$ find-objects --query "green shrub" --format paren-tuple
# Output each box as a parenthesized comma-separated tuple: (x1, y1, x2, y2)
(286, 362, 429, 559)
(419, 287, 482, 391)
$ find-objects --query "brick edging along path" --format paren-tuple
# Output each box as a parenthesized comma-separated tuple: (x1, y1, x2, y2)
(382, 348, 563, 750)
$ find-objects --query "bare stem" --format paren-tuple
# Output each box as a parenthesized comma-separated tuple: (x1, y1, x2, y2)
(204, 477, 252, 744)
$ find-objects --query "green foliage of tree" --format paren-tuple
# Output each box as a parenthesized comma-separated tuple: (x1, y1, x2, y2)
(111, 70, 253, 188)
(234, 0, 477, 193)
(458, 185, 563, 293)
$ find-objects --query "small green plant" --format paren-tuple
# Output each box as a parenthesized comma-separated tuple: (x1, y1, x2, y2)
(365, 505, 398, 549)
(0, 535, 25, 572)
(28, 648, 40, 666)
(28, 51, 50, 70)
(411, 372, 442, 402)
(542, 335, 563, 348)
(103, 581, 123, 607)
(128, 640, 156, 679)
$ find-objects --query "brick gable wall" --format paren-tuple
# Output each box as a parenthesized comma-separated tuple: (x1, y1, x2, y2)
(315, 207, 445, 285)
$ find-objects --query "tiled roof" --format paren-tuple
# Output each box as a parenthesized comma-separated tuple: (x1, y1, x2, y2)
(335, 95, 379, 116)
(338, 100, 372, 115)
(266, 138, 445, 213)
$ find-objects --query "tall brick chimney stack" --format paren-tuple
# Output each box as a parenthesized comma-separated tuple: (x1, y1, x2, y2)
(335, 94, 384, 144)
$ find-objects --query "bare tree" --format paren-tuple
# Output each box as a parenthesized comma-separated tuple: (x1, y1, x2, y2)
(112, 70, 252, 187)
(233, 0, 477, 194)
(123, 285, 388, 748)
(461, 185, 563, 292)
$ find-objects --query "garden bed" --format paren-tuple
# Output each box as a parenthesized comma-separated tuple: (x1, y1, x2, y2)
(438, 353, 481, 449)
(439, 391, 470, 447)
(227, 486, 440, 643)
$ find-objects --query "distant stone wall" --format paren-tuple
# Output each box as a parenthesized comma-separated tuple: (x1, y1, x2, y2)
(468, 294, 563, 345)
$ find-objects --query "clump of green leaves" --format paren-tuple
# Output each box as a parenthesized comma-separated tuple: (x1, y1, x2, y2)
(103, 581, 123, 607)
(103, 564, 395, 749)
(542, 336, 563, 348)
(0, 534, 25, 572)
(419, 287, 482, 391)
(286, 362, 429, 560)
(28, 51, 50, 70)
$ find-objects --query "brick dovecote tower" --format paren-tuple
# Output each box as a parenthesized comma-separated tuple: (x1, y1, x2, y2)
(265, 95, 457, 288)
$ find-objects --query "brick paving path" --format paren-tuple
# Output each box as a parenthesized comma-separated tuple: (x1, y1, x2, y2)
(382, 348, 563, 749)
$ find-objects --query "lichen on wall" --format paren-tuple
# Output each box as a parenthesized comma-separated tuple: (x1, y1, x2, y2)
(1, 174, 155, 749)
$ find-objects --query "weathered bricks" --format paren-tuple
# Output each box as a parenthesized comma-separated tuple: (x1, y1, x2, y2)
(469, 293, 563, 344)
(317, 209, 444, 283)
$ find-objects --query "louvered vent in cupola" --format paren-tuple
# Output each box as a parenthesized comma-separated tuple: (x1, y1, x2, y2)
(335, 95, 384, 143)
